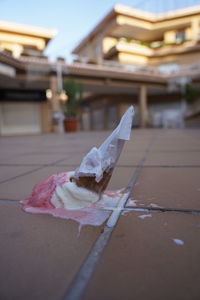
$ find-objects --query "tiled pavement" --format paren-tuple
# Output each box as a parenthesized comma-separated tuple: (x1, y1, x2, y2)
(0, 129, 200, 300)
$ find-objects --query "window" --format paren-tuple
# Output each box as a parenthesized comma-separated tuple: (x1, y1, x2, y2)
(176, 31, 185, 43)
(159, 63, 180, 74)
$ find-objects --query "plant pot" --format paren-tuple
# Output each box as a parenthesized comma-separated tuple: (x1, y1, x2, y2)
(63, 118, 78, 132)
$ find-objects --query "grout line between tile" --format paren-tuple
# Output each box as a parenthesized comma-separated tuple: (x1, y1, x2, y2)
(118, 165, 200, 168)
(0, 199, 17, 203)
(0, 164, 49, 167)
(63, 226, 113, 300)
(64, 133, 157, 300)
(0, 158, 77, 185)
(0, 166, 45, 185)
(124, 206, 200, 215)
(1, 164, 200, 168)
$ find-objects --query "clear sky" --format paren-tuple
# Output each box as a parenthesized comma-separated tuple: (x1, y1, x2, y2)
(1, 0, 200, 62)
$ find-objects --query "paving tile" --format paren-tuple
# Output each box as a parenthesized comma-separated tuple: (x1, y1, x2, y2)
(121, 140, 150, 153)
(55, 152, 88, 166)
(151, 133, 200, 152)
(0, 165, 40, 183)
(151, 141, 200, 152)
(55, 146, 146, 167)
(127, 167, 200, 210)
(118, 152, 145, 166)
(0, 201, 102, 300)
(0, 153, 71, 165)
(82, 211, 200, 300)
(0, 166, 77, 200)
(107, 167, 136, 190)
(144, 151, 200, 166)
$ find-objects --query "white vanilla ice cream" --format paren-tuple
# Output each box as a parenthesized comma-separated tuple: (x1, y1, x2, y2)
(50, 171, 99, 209)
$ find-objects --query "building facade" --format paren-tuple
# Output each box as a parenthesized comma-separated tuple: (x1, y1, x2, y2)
(72, 4, 200, 130)
(73, 4, 200, 68)
(0, 21, 57, 135)
(0, 5, 200, 135)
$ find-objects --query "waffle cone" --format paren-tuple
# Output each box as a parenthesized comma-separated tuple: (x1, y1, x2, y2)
(75, 168, 113, 194)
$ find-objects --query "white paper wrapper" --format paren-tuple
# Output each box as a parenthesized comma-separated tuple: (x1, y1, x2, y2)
(75, 106, 134, 182)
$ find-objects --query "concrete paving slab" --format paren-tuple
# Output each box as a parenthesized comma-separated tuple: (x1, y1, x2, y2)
(118, 152, 145, 166)
(0, 129, 200, 300)
(144, 151, 200, 166)
(127, 167, 200, 210)
(0, 166, 77, 200)
(0, 153, 71, 165)
(0, 201, 102, 300)
(107, 167, 136, 190)
(151, 142, 200, 152)
(120, 140, 150, 153)
(0, 165, 40, 183)
(54, 153, 88, 166)
(82, 211, 200, 300)
(151, 134, 200, 151)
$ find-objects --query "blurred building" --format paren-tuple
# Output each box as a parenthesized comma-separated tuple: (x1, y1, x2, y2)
(0, 21, 57, 135)
(72, 4, 200, 130)
(73, 4, 200, 67)
(0, 4, 200, 135)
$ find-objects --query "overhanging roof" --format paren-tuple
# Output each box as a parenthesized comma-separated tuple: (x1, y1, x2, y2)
(0, 20, 57, 41)
(72, 4, 200, 53)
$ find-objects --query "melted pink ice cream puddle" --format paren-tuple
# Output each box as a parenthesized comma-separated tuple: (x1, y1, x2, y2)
(20, 172, 123, 228)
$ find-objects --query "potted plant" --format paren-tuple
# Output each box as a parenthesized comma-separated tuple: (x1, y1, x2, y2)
(61, 78, 83, 132)
(183, 83, 198, 105)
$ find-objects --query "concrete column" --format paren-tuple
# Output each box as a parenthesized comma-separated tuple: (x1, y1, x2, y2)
(40, 102, 51, 133)
(96, 34, 104, 65)
(49, 75, 60, 112)
(139, 85, 148, 128)
(49, 75, 62, 133)
(118, 103, 127, 118)
(104, 104, 109, 130)
(191, 18, 200, 41)
(90, 106, 94, 130)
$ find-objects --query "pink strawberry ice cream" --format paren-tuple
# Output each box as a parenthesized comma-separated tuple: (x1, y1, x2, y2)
(20, 171, 123, 227)
(22, 172, 70, 209)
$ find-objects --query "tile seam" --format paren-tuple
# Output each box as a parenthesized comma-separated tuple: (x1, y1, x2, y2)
(118, 165, 200, 168)
(0, 166, 45, 185)
(124, 206, 200, 215)
(0, 199, 17, 203)
(1, 164, 200, 168)
(0, 157, 76, 185)
(64, 133, 157, 300)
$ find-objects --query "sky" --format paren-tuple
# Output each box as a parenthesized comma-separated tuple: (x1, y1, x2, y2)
(1, 0, 200, 62)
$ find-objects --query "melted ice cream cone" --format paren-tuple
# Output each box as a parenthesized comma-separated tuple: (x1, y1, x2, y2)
(21, 106, 134, 214)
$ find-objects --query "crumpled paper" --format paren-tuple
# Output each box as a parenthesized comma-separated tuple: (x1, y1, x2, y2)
(75, 106, 134, 182)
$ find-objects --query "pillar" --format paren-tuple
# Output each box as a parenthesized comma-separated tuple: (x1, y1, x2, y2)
(191, 18, 200, 41)
(49, 75, 60, 112)
(104, 104, 109, 130)
(40, 102, 51, 133)
(90, 106, 94, 130)
(118, 103, 127, 118)
(139, 85, 148, 128)
(49, 75, 61, 132)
